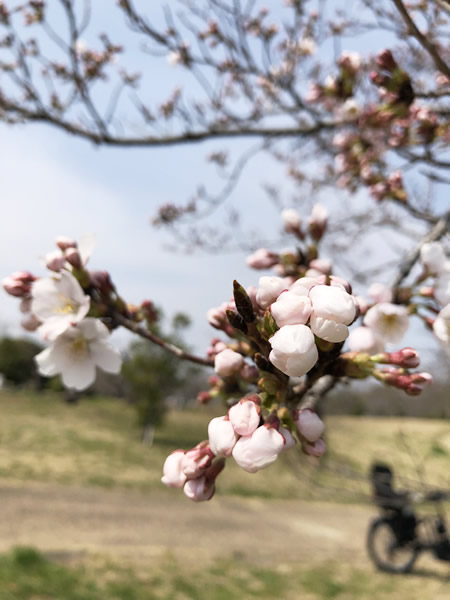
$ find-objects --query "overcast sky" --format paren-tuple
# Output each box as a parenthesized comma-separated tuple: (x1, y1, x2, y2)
(0, 1, 445, 369)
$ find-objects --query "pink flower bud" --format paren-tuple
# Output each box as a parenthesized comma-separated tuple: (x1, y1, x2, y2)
(246, 248, 279, 269)
(279, 426, 296, 450)
(197, 391, 212, 404)
(308, 203, 328, 241)
(376, 49, 397, 72)
(232, 424, 285, 473)
(208, 416, 239, 457)
(161, 450, 187, 488)
(387, 348, 420, 368)
(183, 458, 225, 502)
(207, 303, 228, 329)
(256, 276, 286, 309)
(270, 290, 312, 327)
(182, 442, 214, 479)
(56, 236, 77, 251)
(89, 270, 114, 293)
(295, 409, 324, 443)
(338, 51, 361, 74)
(281, 208, 302, 234)
(420, 242, 446, 275)
(45, 250, 65, 272)
(214, 348, 245, 377)
(183, 476, 215, 502)
(2, 271, 36, 297)
(240, 363, 259, 381)
(304, 438, 326, 457)
(65, 247, 82, 269)
(269, 324, 318, 377)
(228, 397, 261, 436)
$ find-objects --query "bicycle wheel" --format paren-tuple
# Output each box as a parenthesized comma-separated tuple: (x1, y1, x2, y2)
(366, 518, 420, 573)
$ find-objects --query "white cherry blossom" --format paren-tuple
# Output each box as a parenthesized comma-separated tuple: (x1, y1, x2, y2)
(269, 324, 318, 377)
(435, 272, 450, 306)
(420, 242, 447, 274)
(35, 318, 122, 390)
(309, 285, 356, 342)
(32, 271, 90, 341)
(364, 302, 409, 344)
(433, 304, 450, 348)
(232, 425, 285, 473)
(348, 326, 384, 354)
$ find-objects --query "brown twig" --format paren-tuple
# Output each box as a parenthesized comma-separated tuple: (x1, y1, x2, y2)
(114, 313, 213, 367)
(391, 0, 450, 78)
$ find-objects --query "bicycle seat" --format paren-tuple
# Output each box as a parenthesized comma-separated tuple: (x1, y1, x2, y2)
(425, 490, 449, 503)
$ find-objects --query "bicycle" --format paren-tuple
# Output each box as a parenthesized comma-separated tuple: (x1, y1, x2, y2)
(366, 463, 450, 573)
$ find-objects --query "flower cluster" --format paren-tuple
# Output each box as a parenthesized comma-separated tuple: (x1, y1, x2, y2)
(159, 202, 440, 501)
(162, 395, 325, 501)
(3, 236, 122, 390)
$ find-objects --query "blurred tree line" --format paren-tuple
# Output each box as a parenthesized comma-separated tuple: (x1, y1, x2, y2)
(0, 311, 206, 443)
(0, 327, 447, 428)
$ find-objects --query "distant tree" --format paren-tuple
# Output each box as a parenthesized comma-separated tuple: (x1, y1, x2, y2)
(122, 312, 203, 444)
(0, 336, 44, 387)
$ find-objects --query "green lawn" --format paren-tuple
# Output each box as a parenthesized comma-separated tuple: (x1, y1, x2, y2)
(1, 546, 448, 600)
(0, 389, 448, 500)
(0, 390, 448, 600)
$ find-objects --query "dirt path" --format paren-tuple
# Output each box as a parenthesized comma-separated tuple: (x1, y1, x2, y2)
(0, 480, 378, 566)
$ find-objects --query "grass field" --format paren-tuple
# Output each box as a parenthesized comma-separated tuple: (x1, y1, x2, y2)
(0, 389, 448, 499)
(0, 389, 448, 599)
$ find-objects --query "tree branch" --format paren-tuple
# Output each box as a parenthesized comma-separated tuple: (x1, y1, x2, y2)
(391, 0, 450, 78)
(390, 209, 450, 288)
(114, 313, 213, 367)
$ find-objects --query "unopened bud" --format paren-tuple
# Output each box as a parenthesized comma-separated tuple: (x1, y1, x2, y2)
(294, 409, 324, 443)
(65, 247, 82, 269)
(90, 270, 114, 294)
(56, 236, 77, 251)
(233, 280, 256, 323)
(2, 271, 36, 297)
(303, 438, 326, 457)
(182, 441, 214, 479)
(45, 251, 65, 272)
(376, 49, 397, 72)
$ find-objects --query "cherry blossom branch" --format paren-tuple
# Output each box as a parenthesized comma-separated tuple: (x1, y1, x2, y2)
(113, 313, 213, 367)
(390, 209, 450, 289)
(391, 0, 450, 78)
(297, 375, 338, 412)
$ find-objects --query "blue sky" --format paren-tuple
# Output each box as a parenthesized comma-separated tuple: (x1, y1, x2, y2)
(0, 1, 446, 367)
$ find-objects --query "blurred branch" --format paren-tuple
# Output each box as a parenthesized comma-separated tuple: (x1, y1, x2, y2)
(114, 313, 213, 367)
(391, 0, 450, 78)
(390, 209, 450, 288)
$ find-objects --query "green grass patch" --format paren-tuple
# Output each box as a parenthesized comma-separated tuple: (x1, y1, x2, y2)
(0, 547, 448, 600)
(0, 390, 448, 502)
